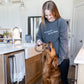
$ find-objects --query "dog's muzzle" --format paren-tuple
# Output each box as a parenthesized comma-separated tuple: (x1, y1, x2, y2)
(45, 43, 51, 52)
(35, 42, 51, 52)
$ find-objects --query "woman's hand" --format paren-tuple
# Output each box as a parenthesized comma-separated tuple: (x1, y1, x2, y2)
(37, 39, 43, 46)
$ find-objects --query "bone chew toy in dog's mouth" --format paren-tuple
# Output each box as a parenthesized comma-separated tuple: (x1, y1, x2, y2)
(35, 42, 51, 52)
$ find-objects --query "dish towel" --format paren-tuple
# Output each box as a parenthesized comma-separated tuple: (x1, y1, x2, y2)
(9, 52, 25, 83)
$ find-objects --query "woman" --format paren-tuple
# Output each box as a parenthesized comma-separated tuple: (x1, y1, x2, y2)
(36, 1, 69, 84)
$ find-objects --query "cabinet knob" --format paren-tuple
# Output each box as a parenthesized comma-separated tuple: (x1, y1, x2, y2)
(80, 40, 83, 43)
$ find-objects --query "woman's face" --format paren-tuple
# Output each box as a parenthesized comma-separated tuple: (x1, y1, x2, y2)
(44, 9, 55, 22)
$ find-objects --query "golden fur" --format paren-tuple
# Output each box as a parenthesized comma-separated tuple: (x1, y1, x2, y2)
(41, 42, 62, 84)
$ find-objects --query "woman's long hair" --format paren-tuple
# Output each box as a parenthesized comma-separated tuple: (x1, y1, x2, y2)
(42, 1, 61, 26)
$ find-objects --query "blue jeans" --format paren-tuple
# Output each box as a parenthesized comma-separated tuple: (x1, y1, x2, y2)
(58, 59, 69, 84)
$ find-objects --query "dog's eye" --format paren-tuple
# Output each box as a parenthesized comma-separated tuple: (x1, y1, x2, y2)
(44, 45, 46, 46)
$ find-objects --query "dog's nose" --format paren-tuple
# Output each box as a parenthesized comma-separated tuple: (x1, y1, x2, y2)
(46, 45, 51, 52)
(48, 41, 51, 44)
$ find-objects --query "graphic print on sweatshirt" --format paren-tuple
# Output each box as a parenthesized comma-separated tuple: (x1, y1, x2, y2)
(43, 29, 59, 42)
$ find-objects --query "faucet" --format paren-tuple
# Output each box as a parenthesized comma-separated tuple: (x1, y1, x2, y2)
(12, 27, 21, 44)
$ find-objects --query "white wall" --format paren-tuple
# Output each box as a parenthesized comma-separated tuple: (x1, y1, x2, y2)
(74, 0, 84, 4)
(70, 0, 84, 65)
(0, 0, 73, 42)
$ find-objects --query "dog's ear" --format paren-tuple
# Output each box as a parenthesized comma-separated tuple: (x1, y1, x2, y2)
(48, 41, 53, 48)
(49, 42, 53, 48)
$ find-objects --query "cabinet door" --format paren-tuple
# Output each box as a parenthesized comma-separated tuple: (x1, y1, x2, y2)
(0, 54, 5, 84)
(25, 54, 42, 84)
(75, 64, 78, 84)
(77, 64, 84, 84)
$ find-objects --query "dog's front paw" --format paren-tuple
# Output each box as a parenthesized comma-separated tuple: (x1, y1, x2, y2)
(52, 56, 58, 67)
(46, 55, 53, 64)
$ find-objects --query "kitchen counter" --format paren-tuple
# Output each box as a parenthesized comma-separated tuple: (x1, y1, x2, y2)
(0, 43, 42, 84)
(74, 45, 84, 64)
(0, 44, 24, 54)
(74, 45, 84, 84)
(0, 43, 41, 59)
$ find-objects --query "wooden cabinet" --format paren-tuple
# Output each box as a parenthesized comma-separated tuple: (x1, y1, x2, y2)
(74, 45, 84, 84)
(0, 54, 5, 84)
(25, 54, 42, 84)
(75, 64, 84, 84)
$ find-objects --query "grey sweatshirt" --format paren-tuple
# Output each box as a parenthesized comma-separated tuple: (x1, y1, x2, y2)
(36, 18, 69, 65)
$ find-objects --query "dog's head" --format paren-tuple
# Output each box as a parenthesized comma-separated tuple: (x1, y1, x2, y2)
(45, 42, 56, 59)
(41, 42, 57, 64)
(43, 42, 58, 66)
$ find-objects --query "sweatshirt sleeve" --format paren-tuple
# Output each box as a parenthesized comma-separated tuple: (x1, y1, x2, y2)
(36, 23, 43, 42)
(58, 19, 69, 65)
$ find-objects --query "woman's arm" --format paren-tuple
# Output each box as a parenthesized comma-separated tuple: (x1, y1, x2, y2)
(58, 18, 69, 65)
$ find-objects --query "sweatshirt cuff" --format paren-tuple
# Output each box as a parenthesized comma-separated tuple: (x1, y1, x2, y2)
(58, 57, 63, 65)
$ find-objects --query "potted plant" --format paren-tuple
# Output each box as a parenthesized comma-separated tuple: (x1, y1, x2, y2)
(3, 31, 9, 38)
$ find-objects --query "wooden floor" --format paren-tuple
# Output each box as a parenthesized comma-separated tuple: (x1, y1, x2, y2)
(68, 65, 75, 84)
(33, 65, 75, 84)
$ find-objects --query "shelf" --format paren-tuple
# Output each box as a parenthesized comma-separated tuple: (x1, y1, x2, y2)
(0, 28, 12, 30)
(0, 38, 12, 40)
(0, 38, 22, 40)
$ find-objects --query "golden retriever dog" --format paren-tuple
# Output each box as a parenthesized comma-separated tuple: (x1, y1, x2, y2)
(41, 42, 62, 84)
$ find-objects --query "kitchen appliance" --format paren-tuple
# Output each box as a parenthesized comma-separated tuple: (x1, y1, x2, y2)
(28, 16, 41, 43)
(4, 50, 25, 84)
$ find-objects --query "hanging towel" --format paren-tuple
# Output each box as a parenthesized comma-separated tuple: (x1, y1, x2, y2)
(9, 55, 17, 83)
(9, 52, 25, 83)
(15, 52, 25, 83)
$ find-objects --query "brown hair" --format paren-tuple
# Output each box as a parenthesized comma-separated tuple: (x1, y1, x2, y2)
(41, 0, 61, 26)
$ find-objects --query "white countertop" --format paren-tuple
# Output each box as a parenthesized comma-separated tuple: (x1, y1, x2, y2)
(74, 45, 84, 64)
(0, 44, 24, 54)
(0, 43, 41, 59)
